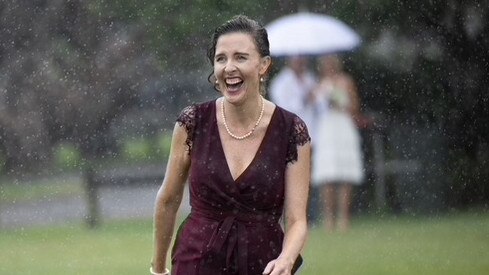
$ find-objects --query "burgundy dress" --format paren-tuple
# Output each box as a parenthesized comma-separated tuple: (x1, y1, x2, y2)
(171, 100, 310, 275)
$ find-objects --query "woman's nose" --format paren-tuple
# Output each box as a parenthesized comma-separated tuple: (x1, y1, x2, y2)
(224, 61, 237, 72)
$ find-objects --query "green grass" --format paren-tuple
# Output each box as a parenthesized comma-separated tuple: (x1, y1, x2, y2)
(0, 177, 83, 203)
(0, 220, 154, 275)
(302, 211, 489, 274)
(0, 212, 488, 275)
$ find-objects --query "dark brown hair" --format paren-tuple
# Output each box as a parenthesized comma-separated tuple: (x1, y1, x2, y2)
(207, 15, 270, 63)
(207, 15, 272, 91)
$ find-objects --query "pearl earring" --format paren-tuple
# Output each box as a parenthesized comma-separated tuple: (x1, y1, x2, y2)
(260, 77, 264, 82)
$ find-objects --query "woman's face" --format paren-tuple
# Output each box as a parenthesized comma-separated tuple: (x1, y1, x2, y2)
(213, 32, 270, 104)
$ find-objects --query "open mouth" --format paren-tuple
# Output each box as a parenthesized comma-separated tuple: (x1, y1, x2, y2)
(225, 77, 244, 92)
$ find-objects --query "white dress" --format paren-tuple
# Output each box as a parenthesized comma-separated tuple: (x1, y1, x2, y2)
(312, 83, 364, 185)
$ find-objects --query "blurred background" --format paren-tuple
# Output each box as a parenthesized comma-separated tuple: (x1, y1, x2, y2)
(0, 0, 488, 274)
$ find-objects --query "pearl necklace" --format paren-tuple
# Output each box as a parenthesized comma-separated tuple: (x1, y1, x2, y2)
(221, 96, 265, 140)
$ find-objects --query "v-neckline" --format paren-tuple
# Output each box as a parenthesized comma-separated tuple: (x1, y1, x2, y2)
(213, 99, 277, 183)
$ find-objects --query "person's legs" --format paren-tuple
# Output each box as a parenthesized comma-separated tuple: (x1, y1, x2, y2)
(322, 184, 336, 232)
(338, 183, 353, 232)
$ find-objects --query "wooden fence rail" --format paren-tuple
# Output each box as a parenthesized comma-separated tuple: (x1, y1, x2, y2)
(84, 164, 165, 228)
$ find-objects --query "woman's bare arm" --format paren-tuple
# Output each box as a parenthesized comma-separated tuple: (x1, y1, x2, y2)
(152, 122, 191, 273)
(263, 141, 311, 275)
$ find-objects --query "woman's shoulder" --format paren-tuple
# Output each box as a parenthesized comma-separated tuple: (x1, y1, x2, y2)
(178, 99, 216, 117)
(183, 99, 215, 110)
(176, 99, 217, 152)
(177, 99, 215, 125)
(273, 106, 311, 163)
(274, 104, 309, 137)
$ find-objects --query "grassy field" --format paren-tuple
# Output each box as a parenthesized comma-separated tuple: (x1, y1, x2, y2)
(0, 211, 488, 275)
(302, 211, 489, 274)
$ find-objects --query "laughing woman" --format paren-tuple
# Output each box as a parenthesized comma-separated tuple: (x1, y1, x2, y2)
(151, 15, 311, 275)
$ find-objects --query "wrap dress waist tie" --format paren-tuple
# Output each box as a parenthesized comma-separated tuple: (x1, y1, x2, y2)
(192, 208, 281, 275)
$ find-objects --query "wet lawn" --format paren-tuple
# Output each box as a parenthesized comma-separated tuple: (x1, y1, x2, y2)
(302, 210, 489, 274)
(0, 211, 488, 274)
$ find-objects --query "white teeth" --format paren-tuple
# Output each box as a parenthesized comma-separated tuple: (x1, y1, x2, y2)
(226, 78, 242, 85)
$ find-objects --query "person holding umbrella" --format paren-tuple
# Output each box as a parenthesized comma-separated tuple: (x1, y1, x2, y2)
(266, 12, 364, 232)
(269, 56, 318, 142)
(266, 12, 363, 227)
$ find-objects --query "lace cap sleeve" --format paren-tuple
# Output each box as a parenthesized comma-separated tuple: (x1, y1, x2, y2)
(176, 105, 196, 153)
(286, 115, 311, 164)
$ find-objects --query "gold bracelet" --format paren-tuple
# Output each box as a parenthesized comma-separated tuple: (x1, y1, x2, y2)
(149, 266, 169, 275)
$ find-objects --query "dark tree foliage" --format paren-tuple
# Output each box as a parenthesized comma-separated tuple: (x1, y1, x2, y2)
(0, 0, 160, 169)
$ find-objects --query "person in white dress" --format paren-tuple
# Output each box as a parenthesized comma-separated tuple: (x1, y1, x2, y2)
(312, 55, 365, 232)
(269, 56, 319, 142)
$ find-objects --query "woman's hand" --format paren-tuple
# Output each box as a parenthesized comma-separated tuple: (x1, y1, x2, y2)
(262, 257, 294, 275)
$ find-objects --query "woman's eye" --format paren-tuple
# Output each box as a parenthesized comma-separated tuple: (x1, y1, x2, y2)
(237, 55, 246, 61)
(215, 56, 225, 62)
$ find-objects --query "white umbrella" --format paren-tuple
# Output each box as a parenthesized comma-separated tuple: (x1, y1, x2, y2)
(266, 12, 361, 56)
